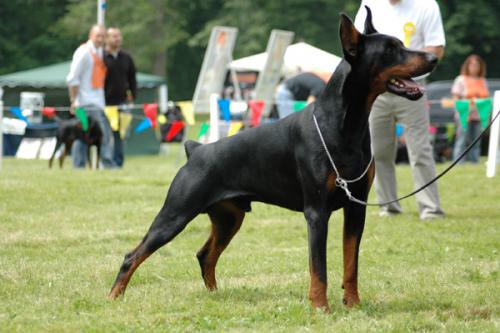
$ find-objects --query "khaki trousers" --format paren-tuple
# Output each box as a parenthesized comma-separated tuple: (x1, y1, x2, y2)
(369, 92, 445, 219)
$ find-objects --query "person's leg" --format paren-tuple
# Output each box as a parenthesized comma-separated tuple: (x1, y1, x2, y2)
(275, 84, 294, 119)
(453, 120, 467, 164)
(467, 120, 481, 163)
(396, 94, 444, 220)
(91, 109, 116, 169)
(369, 94, 402, 215)
(71, 139, 87, 169)
(113, 130, 124, 167)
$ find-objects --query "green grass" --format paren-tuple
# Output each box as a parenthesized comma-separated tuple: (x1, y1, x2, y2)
(0, 148, 498, 332)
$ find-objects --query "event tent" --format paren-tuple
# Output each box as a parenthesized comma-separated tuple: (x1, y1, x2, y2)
(0, 61, 164, 89)
(228, 42, 342, 76)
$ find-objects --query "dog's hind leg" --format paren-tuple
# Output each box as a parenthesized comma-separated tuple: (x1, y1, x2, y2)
(49, 139, 63, 168)
(196, 199, 245, 290)
(108, 168, 209, 299)
(59, 143, 71, 168)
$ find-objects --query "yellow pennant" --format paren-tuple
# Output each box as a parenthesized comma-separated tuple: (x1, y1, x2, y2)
(104, 106, 120, 131)
(403, 22, 416, 47)
(177, 100, 195, 125)
(158, 114, 167, 125)
(227, 121, 243, 137)
(119, 113, 133, 139)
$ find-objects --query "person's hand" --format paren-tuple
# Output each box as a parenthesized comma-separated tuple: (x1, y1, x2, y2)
(70, 100, 77, 114)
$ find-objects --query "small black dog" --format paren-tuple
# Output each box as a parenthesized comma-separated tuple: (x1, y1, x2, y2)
(48, 117, 102, 169)
(109, 8, 437, 312)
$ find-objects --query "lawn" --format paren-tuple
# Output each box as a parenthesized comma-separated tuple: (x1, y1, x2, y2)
(0, 147, 498, 332)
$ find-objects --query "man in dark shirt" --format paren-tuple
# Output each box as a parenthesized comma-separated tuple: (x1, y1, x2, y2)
(104, 27, 137, 167)
(275, 72, 326, 118)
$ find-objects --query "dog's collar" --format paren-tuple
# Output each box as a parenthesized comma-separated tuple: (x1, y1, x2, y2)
(311, 107, 373, 198)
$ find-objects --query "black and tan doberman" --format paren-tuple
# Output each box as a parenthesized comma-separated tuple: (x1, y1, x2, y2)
(109, 8, 437, 312)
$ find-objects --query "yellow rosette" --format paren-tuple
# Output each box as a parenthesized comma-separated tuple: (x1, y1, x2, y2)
(403, 22, 416, 47)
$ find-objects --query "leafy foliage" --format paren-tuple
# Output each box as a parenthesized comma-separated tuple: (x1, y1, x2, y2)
(1, 0, 500, 99)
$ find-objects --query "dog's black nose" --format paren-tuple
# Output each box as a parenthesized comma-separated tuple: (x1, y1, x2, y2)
(426, 53, 438, 66)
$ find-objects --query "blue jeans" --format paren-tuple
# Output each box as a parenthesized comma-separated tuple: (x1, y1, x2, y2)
(72, 107, 116, 169)
(453, 120, 481, 163)
(275, 84, 294, 119)
(113, 131, 124, 167)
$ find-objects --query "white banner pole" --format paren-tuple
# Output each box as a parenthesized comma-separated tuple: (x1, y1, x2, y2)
(486, 91, 500, 178)
(97, 0, 106, 26)
(209, 93, 220, 143)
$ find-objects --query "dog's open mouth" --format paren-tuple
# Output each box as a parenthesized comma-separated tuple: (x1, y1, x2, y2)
(386, 77, 424, 101)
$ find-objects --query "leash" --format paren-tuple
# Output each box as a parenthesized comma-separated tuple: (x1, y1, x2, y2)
(313, 108, 500, 207)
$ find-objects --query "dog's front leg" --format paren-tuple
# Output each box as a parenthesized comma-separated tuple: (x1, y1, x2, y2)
(341, 203, 366, 307)
(305, 206, 331, 312)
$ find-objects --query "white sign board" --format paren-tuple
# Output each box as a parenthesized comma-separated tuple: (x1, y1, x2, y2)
(192, 26, 238, 114)
(253, 30, 294, 116)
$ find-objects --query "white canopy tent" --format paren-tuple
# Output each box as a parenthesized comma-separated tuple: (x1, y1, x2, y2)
(229, 42, 342, 77)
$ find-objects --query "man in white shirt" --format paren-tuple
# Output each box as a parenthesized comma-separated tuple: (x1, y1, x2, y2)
(66, 24, 116, 169)
(354, 0, 446, 220)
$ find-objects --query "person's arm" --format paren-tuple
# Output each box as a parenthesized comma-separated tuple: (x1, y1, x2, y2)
(422, 45, 444, 60)
(127, 54, 137, 102)
(66, 46, 86, 111)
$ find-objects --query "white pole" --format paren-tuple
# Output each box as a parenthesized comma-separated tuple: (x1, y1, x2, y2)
(486, 91, 500, 177)
(0, 99, 3, 171)
(159, 84, 168, 113)
(97, 0, 106, 26)
(209, 93, 220, 143)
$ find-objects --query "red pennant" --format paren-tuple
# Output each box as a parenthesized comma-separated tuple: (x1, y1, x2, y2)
(42, 107, 56, 118)
(166, 121, 185, 142)
(143, 103, 158, 128)
(248, 100, 265, 127)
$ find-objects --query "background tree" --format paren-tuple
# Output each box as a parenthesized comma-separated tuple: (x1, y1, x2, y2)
(1, 0, 499, 100)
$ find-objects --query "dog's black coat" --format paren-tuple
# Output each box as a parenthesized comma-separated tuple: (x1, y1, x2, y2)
(48, 117, 102, 168)
(109, 7, 437, 310)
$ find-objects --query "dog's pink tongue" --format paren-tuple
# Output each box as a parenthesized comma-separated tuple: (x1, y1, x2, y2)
(401, 78, 424, 92)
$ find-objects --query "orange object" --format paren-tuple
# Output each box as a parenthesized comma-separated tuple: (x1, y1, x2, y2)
(463, 76, 489, 100)
(89, 48, 107, 89)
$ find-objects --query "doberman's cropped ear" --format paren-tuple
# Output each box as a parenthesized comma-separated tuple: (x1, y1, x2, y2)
(364, 6, 377, 35)
(339, 14, 361, 60)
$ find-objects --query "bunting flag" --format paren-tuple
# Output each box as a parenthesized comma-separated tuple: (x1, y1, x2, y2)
(440, 98, 455, 109)
(177, 101, 195, 125)
(135, 118, 152, 133)
(119, 112, 133, 139)
(198, 122, 210, 139)
(475, 98, 493, 129)
(446, 123, 455, 143)
(42, 107, 56, 119)
(143, 103, 158, 128)
(293, 101, 308, 112)
(75, 107, 89, 131)
(10, 106, 29, 124)
(218, 99, 231, 122)
(227, 121, 243, 137)
(454, 99, 470, 131)
(395, 123, 404, 138)
(248, 100, 264, 127)
(166, 121, 185, 142)
(104, 106, 119, 131)
(158, 114, 167, 125)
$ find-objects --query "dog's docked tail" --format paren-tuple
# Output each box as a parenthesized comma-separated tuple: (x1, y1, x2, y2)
(184, 140, 202, 158)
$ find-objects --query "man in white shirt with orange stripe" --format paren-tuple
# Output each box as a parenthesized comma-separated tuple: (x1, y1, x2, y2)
(354, 0, 446, 220)
(67, 24, 116, 169)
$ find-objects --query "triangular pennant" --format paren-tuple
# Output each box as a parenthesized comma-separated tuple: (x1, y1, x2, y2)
(104, 106, 119, 131)
(166, 121, 185, 142)
(135, 118, 152, 133)
(119, 113, 133, 139)
(293, 101, 308, 112)
(198, 122, 210, 139)
(455, 99, 470, 131)
(446, 123, 455, 143)
(143, 103, 158, 128)
(177, 101, 195, 125)
(475, 98, 493, 129)
(158, 114, 167, 125)
(42, 107, 56, 119)
(10, 107, 29, 124)
(248, 100, 264, 127)
(75, 107, 89, 131)
(218, 99, 231, 122)
(227, 121, 243, 137)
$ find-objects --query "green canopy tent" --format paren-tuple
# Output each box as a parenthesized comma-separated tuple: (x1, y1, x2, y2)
(0, 61, 166, 155)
